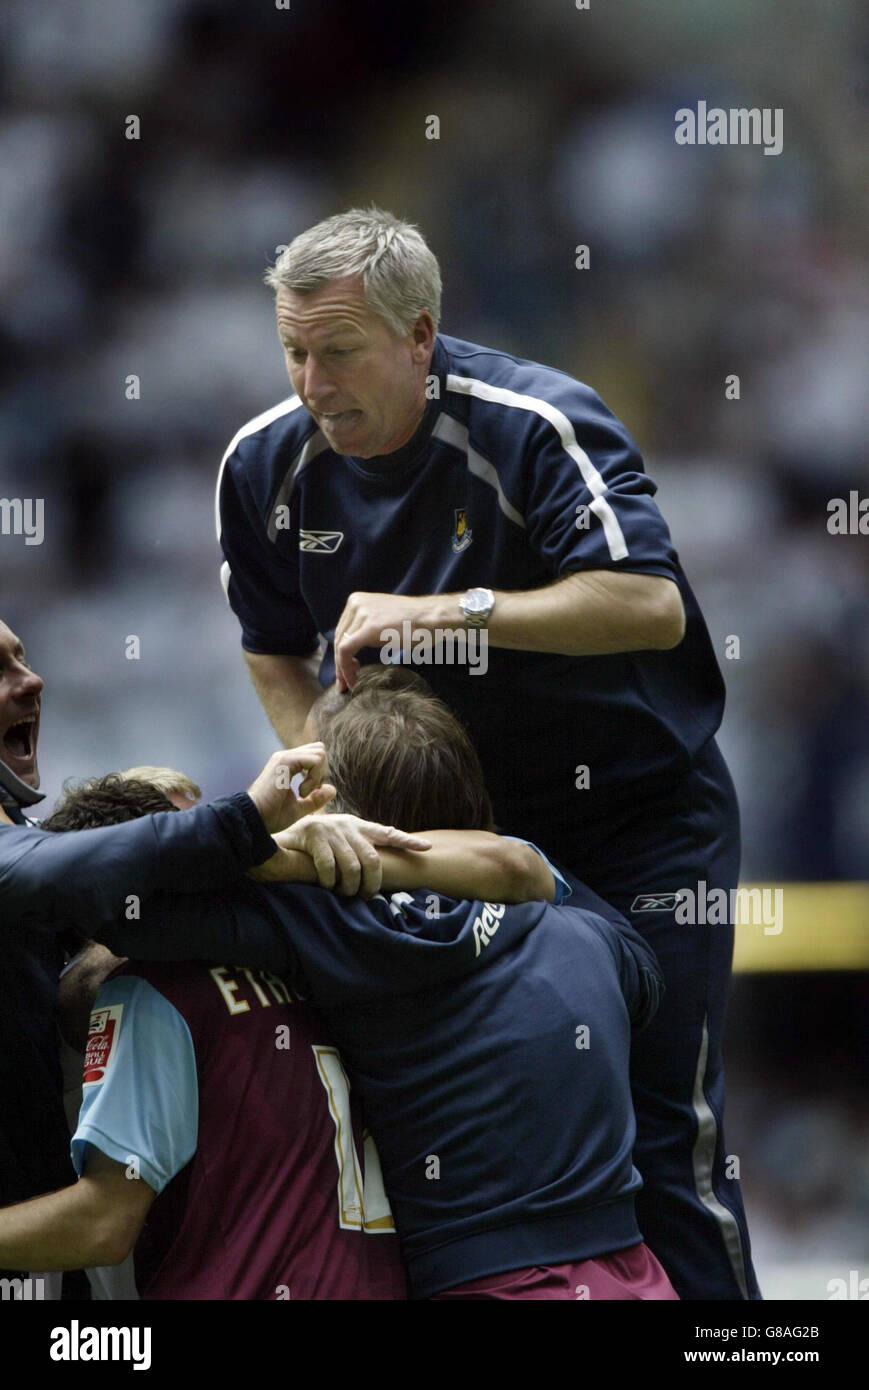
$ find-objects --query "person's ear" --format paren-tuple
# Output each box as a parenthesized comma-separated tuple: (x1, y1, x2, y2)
(410, 312, 435, 363)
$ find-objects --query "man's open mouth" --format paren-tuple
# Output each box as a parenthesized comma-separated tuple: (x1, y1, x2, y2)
(320, 410, 360, 425)
(2, 716, 37, 766)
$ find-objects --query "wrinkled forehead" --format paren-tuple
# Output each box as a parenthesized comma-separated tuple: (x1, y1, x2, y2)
(275, 277, 385, 342)
(277, 275, 366, 317)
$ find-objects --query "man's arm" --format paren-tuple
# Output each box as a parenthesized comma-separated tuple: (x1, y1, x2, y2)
(0, 792, 275, 930)
(217, 439, 323, 745)
(0, 1149, 154, 1270)
(94, 823, 558, 971)
(332, 572, 685, 687)
(0, 967, 201, 1271)
(485, 570, 684, 654)
(587, 910, 665, 1035)
(257, 823, 557, 903)
(245, 650, 322, 747)
(385, 832, 556, 902)
(330, 386, 689, 685)
(0, 745, 361, 931)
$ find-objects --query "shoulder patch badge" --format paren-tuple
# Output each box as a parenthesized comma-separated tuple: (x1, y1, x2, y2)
(83, 1003, 124, 1086)
(452, 508, 472, 553)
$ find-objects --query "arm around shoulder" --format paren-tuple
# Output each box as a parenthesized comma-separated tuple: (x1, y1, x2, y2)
(379, 831, 556, 903)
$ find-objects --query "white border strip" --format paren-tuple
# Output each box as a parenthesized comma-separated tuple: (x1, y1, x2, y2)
(691, 1017, 751, 1299)
(266, 430, 330, 543)
(214, 396, 303, 542)
(445, 374, 629, 561)
(433, 414, 526, 528)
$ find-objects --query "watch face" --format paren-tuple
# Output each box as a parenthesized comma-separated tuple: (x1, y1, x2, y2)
(462, 588, 493, 620)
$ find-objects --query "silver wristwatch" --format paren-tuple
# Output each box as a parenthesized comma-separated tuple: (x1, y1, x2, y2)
(459, 587, 495, 629)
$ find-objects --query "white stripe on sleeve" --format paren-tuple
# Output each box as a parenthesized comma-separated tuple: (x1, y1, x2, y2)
(445, 374, 629, 561)
(214, 396, 303, 543)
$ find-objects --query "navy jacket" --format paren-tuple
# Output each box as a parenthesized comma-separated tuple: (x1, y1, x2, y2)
(94, 871, 663, 1297)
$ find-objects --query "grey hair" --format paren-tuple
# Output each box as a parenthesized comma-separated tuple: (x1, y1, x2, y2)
(265, 207, 441, 337)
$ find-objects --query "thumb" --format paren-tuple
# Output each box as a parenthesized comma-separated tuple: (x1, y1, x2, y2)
(365, 824, 432, 851)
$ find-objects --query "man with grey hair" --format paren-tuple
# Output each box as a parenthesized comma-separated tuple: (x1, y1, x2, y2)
(215, 206, 759, 1301)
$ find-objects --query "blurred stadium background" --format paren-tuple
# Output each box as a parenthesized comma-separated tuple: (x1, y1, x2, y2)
(1, 0, 866, 1299)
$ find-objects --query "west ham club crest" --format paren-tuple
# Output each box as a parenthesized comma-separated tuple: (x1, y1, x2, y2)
(452, 508, 472, 553)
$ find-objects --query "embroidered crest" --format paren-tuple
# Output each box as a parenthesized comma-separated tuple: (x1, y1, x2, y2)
(452, 508, 472, 553)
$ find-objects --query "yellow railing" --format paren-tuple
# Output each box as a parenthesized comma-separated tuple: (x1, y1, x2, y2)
(732, 883, 869, 972)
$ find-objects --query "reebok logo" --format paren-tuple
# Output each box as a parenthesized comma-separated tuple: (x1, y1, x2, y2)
(631, 893, 682, 913)
(299, 530, 344, 553)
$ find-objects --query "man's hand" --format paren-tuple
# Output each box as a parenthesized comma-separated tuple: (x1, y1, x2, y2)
(332, 573, 685, 689)
(57, 942, 126, 1053)
(246, 744, 335, 834)
(333, 592, 454, 690)
(252, 813, 432, 896)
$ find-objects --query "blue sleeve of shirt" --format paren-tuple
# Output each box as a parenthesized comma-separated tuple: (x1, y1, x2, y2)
(586, 913, 665, 1035)
(218, 432, 320, 656)
(90, 882, 498, 1000)
(534, 868, 663, 1033)
(71, 974, 198, 1194)
(0, 794, 275, 930)
(489, 376, 680, 581)
(79, 874, 542, 1006)
(75, 853, 652, 1022)
(500, 836, 571, 904)
(95, 882, 297, 976)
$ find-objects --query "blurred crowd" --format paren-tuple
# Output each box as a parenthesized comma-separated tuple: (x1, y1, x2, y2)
(1, 0, 866, 1292)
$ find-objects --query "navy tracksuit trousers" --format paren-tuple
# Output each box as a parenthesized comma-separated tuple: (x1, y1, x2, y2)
(560, 741, 761, 1301)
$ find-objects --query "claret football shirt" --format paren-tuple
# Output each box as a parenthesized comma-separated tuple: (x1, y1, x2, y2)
(72, 959, 406, 1301)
